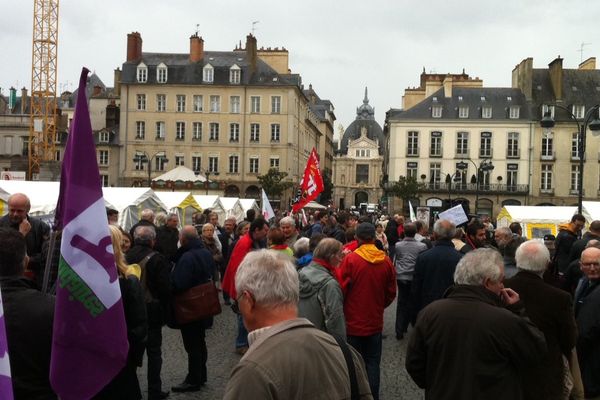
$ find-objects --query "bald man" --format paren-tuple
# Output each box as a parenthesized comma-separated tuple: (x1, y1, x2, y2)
(0, 193, 50, 284)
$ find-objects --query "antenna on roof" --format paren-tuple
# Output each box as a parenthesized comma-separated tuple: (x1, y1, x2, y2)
(578, 42, 592, 63)
(252, 21, 260, 35)
(195, 23, 200, 36)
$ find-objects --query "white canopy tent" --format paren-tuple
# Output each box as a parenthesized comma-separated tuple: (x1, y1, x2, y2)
(496, 205, 578, 239)
(152, 166, 207, 183)
(582, 201, 600, 223)
(239, 198, 259, 216)
(0, 180, 60, 218)
(304, 201, 327, 210)
(103, 187, 167, 230)
(217, 197, 245, 223)
(154, 191, 202, 227)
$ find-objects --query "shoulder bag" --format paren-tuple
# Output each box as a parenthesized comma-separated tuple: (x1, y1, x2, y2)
(174, 280, 222, 324)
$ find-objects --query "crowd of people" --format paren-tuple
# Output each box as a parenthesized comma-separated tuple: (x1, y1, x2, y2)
(2, 191, 600, 399)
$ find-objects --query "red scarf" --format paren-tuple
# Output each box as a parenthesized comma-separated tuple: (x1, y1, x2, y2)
(270, 244, 289, 250)
(313, 258, 345, 291)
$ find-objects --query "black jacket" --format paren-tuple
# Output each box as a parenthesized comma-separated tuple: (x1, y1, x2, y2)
(154, 225, 179, 262)
(554, 227, 578, 273)
(575, 278, 600, 397)
(1, 277, 56, 400)
(328, 224, 346, 244)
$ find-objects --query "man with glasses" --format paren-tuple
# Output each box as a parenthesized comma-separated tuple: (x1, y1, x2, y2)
(575, 246, 600, 399)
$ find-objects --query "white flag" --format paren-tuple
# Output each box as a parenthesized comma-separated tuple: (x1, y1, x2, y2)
(261, 189, 275, 221)
(409, 201, 417, 222)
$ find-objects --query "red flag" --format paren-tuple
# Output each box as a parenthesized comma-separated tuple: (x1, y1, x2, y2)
(292, 148, 324, 212)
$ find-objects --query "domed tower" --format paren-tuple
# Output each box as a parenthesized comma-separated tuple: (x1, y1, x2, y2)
(332, 88, 384, 210)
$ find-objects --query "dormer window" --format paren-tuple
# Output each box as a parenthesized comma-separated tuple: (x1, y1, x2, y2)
(542, 104, 555, 119)
(573, 104, 585, 119)
(458, 106, 469, 118)
(136, 63, 147, 83)
(156, 63, 168, 83)
(509, 106, 520, 119)
(480, 96, 486, 102)
(99, 131, 109, 143)
(432, 105, 442, 118)
(482, 106, 492, 119)
(229, 64, 241, 84)
(203, 64, 214, 83)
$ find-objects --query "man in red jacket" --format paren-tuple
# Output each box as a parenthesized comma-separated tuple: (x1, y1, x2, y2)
(340, 222, 396, 400)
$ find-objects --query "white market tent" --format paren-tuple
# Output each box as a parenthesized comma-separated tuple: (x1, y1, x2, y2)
(0, 180, 60, 217)
(217, 197, 245, 223)
(103, 187, 167, 230)
(582, 201, 600, 223)
(152, 166, 207, 183)
(239, 198, 259, 216)
(304, 201, 327, 210)
(154, 191, 202, 226)
(496, 205, 578, 239)
(192, 195, 220, 211)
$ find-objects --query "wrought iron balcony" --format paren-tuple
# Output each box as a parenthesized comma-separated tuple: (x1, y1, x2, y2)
(420, 182, 529, 194)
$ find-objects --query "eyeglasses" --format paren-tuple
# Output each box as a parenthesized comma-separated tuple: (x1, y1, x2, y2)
(231, 291, 249, 314)
(581, 262, 600, 269)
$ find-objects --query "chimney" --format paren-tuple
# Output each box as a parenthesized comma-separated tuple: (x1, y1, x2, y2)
(511, 57, 533, 101)
(8, 87, 16, 111)
(126, 32, 142, 62)
(92, 85, 102, 97)
(114, 68, 121, 96)
(189, 34, 204, 62)
(20, 87, 27, 114)
(246, 34, 257, 74)
(443, 75, 453, 98)
(548, 56, 563, 101)
(579, 57, 596, 70)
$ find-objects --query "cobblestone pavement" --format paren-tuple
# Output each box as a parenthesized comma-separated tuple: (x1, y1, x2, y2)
(138, 303, 424, 400)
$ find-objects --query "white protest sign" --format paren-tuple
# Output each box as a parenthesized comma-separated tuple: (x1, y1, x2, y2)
(438, 204, 468, 226)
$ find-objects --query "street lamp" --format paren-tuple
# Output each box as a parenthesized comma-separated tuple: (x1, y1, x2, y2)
(540, 104, 600, 214)
(199, 168, 220, 195)
(456, 159, 494, 215)
(132, 150, 168, 187)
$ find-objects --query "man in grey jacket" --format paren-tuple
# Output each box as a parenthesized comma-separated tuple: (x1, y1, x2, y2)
(394, 223, 427, 340)
(224, 249, 372, 400)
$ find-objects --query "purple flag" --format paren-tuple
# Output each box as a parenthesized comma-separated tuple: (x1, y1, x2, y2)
(0, 288, 14, 400)
(50, 68, 128, 400)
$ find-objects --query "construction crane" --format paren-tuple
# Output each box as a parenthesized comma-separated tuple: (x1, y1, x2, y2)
(29, 0, 59, 180)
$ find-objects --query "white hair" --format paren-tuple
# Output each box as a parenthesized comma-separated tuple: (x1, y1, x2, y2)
(515, 239, 550, 273)
(141, 208, 155, 222)
(454, 248, 503, 286)
(279, 216, 295, 227)
(434, 219, 456, 240)
(235, 249, 299, 308)
(293, 237, 310, 256)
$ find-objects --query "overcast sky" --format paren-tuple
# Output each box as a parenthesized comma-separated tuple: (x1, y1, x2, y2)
(1, 0, 599, 136)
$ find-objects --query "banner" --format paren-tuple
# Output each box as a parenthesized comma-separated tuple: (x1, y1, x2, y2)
(261, 189, 275, 221)
(292, 148, 324, 213)
(409, 200, 417, 222)
(0, 287, 13, 400)
(50, 68, 129, 400)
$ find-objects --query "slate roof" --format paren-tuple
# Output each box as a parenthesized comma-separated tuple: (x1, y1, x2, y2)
(339, 89, 384, 155)
(387, 87, 531, 121)
(121, 51, 302, 87)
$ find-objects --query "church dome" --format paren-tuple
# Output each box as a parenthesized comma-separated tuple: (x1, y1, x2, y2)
(338, 87, 384, 155)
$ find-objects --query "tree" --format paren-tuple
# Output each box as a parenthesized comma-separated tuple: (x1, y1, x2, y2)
(257, 168, 294, 198)
(318, 170, 333, 204)
(389, 175, 424, 205)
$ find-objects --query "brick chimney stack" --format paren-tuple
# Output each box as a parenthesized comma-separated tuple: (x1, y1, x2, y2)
(246, 34, 257, 74)
(126, 32, 143, 62)
(189, 34, 204, 62)
(20, 87, 27, 114)
(548, 56, 563, 101)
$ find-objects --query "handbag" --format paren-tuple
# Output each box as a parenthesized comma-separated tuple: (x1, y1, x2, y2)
(174, 281, 222, 324)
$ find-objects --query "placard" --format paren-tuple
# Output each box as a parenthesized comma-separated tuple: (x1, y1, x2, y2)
(438, 204, 469, 226)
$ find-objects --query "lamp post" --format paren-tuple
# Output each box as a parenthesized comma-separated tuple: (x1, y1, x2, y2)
(540, 104, 600, 214)
(200, 169, 220, 195)
(132, 150, 168, 187)
(456, 159, 494, 215)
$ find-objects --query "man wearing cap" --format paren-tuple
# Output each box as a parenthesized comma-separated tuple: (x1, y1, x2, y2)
(339, 222, 396, 400)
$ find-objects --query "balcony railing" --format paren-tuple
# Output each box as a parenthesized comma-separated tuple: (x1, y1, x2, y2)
(420, 182, 529, 194)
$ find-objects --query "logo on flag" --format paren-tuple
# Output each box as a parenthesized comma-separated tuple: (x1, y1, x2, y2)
(292, 148, 324, 212)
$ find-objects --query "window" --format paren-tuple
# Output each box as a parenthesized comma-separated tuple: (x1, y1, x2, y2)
(356, 164, 369, 184)
(573, 105, 585, 119)
(572, 132, 581, 159)
(542, 104, 555, 119)
(271, 124, 280, 142)
(136, 63, 147, 83)
(456, 132, 468, 156)
(541, 164, 553, 191)
(507, 132, 519, 158)
(175, 155, 185, 166)
(157, 63, 168, 83)
(482, 106, 492, 118)
(431, 105, 442, 118)
(134, 156, 145, 171)
(480, 132, 492, 157)
(507, 165, 518, 189)
(136, 94, 146, 111)
(230, 65, 241, 84)
(270, 157, 280, 170)
(209, 123, 219, 141)
(98, 150, 109, 166)
(509, 106, 520, 119)
(135, 121, 145, 139)
(55, 149, 61, 161)
(208, 156, 218, 173)
(251, 96, 261, 113)
(156, 121, 165, 140)
(429, 162, 441, 188)
(271, 96, 281, 113)
(193, 95, 203, 112)
(100, 175, 109, 187)
(407, 162, 418, 180)
(155, 156, 166, 172)
(210, 95, 220, 112)
(156, 94, 166, 112)
(229, 155, 239, 173)
(571, 164, 580, 192)
(230, 96, 240, 113)
(203, 64, 214, 83)
(458, 106, 469, 118)
(192, 156, 201, 173)
(192, 122, 202, 141)
(430, 132, 442, 157)
(250, 123, 260, 142)
(542, 133, 554, 158)
(176, 122, 185, 140)
(230, 123, 239, 142)
(249, 157, 259, 174)
(176, 95, 186, 112)
(99, 131, 109, 143)
(407, 131, 419, 156)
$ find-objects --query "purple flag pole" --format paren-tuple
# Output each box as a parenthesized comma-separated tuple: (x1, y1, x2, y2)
(0, 287, 14, 400)
(50, 68, 128, 400)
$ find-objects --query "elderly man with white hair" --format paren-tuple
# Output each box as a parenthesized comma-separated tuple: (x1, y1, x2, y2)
(504, 240, 578, 400)
(279, 216, 299, 247)
(406, 248, 546, 400)
(224, 249, 373, 400)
